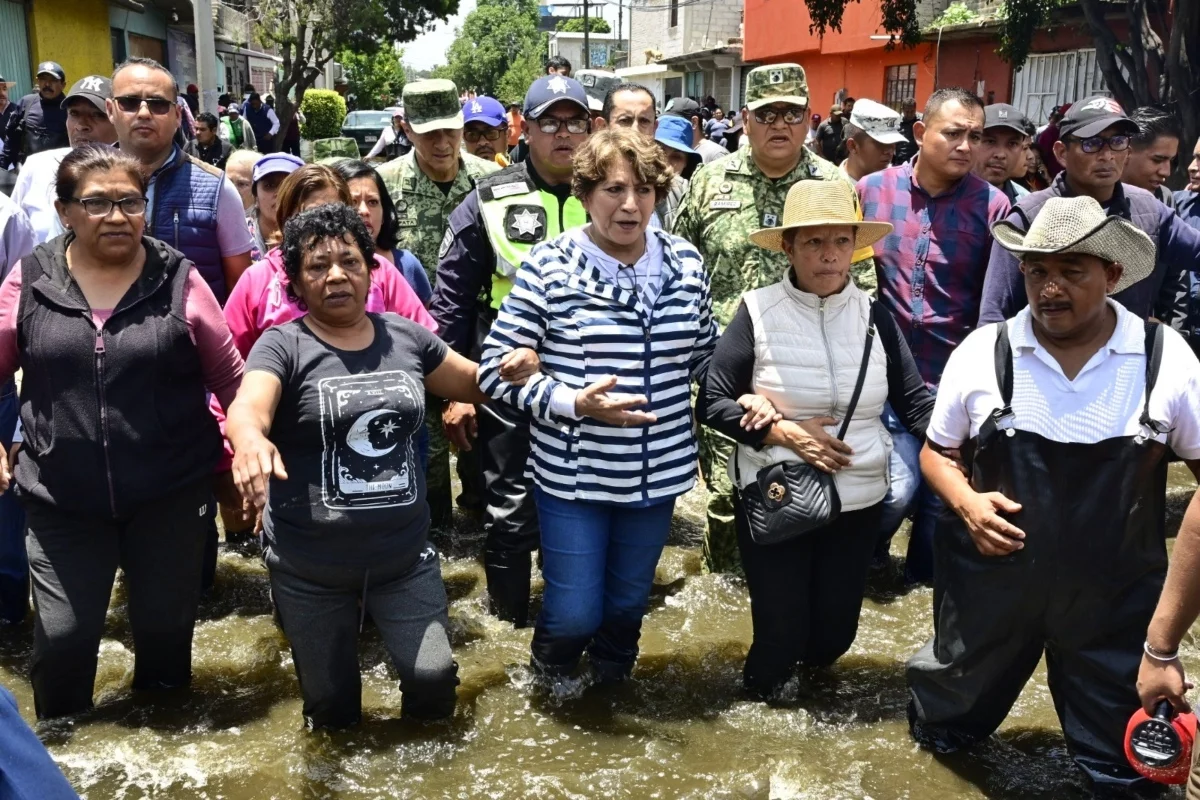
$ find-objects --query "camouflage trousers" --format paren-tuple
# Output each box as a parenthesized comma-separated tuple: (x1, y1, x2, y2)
(426, 400, 452, 530)
(698, 425, 743, 577)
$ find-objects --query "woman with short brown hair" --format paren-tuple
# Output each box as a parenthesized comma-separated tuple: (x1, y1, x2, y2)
(478, 127, 756, 690)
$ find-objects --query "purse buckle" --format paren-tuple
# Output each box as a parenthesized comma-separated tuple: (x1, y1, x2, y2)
(767, 482, 786, 502)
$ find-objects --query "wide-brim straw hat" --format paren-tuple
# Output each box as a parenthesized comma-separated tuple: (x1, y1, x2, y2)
(991, 196, 1156, 295)
(748, 180, 892, 252)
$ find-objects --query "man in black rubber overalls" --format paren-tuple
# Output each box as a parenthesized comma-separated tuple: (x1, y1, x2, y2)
(908, 195, 1200, 793)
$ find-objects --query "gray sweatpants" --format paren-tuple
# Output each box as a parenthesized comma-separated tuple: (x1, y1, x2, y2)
(264, 542, 458, 728)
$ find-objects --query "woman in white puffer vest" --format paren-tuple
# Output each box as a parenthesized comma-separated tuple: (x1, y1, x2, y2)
(700, 180, 935, 700)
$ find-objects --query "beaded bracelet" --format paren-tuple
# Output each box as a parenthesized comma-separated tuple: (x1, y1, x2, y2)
(1144, 641, 1181, 662)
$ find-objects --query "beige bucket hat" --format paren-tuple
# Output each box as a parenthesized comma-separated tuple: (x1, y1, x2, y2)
(748, 180, 893, 252)
(991, 196, 1156, 295)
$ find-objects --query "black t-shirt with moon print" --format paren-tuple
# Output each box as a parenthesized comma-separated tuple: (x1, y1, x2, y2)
(246, 312, 448, 568)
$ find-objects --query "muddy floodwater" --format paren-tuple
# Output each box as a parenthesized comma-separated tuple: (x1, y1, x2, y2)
(2, 465, 1199, 799)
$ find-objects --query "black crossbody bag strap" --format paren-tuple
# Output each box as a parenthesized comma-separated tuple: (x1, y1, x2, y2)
(836, 300, 878, 441)
(1140, 320, 1165, 431)
(993, 321, 1014, 408)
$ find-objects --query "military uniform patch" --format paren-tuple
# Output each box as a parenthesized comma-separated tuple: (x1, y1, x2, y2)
(710, 199, 742, 210)
(763, 213, 779, 227)
(505, 205, 547, 243)
(438, 228, 454, 260)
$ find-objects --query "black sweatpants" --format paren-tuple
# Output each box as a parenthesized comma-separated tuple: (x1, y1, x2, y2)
(735, 494, 883, 698)
(265, 542, 459, 729)
(25, 478, 211, 719)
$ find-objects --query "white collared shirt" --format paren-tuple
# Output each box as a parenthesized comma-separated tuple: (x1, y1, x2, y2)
(928, 300, 1200, 458)
(10, 147, 69, 244)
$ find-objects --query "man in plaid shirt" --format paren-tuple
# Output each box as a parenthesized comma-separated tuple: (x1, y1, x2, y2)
(857, 87, 1010, 584)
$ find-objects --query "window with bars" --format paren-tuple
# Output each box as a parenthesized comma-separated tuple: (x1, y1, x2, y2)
(884, 64, 918, 111)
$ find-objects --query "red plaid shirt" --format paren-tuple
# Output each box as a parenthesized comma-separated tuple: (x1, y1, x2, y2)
(857, 159, 1010, 389)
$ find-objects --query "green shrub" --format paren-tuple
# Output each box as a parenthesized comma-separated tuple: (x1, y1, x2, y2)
(300, 90, 347, 140)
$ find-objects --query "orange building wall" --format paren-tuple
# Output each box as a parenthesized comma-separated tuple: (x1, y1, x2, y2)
(936, 39, 1014, 103)
(745, 0, 936, 109)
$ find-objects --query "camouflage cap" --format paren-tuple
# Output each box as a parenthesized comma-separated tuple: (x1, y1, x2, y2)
(402, 79, 463, 134)
(745, 63, 809, 111)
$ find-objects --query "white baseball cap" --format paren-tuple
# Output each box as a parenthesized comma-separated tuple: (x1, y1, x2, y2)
(848, 99, 908, 145)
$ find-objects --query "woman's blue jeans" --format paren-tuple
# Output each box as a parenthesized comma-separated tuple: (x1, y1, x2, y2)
(529, 487, 674, 681)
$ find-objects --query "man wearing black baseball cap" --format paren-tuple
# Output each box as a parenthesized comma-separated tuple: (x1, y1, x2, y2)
(11, 75, 116, 244)
(430, 73, 592, 628)
(0, 62, 67, 168)
(981, 94, 1200, 336)
(664, 97, 727, 163)
(974, 103, 1032, 204)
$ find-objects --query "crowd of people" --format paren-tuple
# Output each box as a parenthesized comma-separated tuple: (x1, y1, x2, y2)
(3, 50, 1200, 798)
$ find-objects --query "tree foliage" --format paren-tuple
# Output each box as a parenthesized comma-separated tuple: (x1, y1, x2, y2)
(440, 0, 548, 97)
(300, 89, 348, 139)
(802, 0, 921, 48)
(244, 0, 456, 148)
(495, 48, 545, 105)
(557, 17, 611, 33)
(339, 47, 407, 110)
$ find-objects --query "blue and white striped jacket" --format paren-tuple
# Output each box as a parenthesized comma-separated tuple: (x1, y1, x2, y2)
(478, 228, 719, 505)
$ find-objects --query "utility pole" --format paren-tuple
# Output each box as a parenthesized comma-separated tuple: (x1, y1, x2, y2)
(193, 0, 218, 114)
(583, 0, 589, 69)
(617, 1, 622, 68)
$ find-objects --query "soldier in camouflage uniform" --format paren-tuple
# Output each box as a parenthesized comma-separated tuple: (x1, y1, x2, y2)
(673, 63, 876, 576)
(378, 79, 499, 530)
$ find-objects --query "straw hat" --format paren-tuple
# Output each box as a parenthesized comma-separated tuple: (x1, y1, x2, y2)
(748, 180, 893, 252)
(991, 196, 1155, 295)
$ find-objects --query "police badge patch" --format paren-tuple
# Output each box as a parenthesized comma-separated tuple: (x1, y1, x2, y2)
(438, 228, 454, 260)
(505, 205, 547, 244)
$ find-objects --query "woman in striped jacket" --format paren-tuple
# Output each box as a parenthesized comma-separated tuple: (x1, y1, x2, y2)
(479, 128, 761, 687)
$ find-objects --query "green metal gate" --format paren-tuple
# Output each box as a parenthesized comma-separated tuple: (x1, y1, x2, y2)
(0, 0, 30, 98)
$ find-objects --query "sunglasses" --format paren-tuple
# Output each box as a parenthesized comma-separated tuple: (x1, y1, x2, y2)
(113, 95, 174, 115)
(753, 106, 807, 126)
(464, 127, 507, 143)
(536, 117, 589, 135)
(1068, 134, 1131, 154)
(70, 196, 148, 217)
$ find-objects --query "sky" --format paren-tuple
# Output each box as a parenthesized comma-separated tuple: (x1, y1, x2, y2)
(402, 0, 621, 71)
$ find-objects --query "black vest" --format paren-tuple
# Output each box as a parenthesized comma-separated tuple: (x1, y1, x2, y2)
(15, 236, 222, 518)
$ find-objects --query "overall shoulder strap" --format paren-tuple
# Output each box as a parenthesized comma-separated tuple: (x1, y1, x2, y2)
(1140, 320, 1164, 428)
(837, 299, 878, 441)
(993, 321, 1014, 407)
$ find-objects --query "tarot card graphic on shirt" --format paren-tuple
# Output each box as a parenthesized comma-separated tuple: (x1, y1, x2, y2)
(318, 371, 424, 509)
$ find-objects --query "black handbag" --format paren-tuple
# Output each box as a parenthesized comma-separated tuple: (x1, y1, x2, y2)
(735, 303, 878, 546)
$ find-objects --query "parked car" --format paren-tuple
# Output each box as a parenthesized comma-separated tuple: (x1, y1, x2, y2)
(341, 110, 394, 156)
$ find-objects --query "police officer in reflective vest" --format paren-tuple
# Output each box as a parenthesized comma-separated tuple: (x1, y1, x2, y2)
(1, 62, 68, 168)
(430, 75, 592, 626)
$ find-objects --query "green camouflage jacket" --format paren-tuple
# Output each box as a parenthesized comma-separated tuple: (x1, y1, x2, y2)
(378, 150, 499, 281)
(672, 144, 876, 326)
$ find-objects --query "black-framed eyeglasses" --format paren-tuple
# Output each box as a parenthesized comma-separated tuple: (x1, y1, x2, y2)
(536, 117, 589, 135)
(114, 95, 174, 115)
(1069, 134, 1131, 154)
(70, 196, 148, 217)
(752, 106, 806, 126)
(464, 126, 507, 143)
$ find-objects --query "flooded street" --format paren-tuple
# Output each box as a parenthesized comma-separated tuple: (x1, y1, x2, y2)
(2, 465, 1198, 799)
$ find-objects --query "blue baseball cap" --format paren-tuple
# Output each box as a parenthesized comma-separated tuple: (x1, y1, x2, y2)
(655, 116, 699, 156)
(252, 152, 304, 185)
(463, 96, 506, 127)
(523, 75, 589, 120)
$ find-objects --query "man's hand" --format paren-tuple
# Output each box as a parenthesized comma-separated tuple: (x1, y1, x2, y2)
(957, 491, 1025, 556)
(1138, 654, 1193, 713)
(443, 401, 478, 451)
(499, 347, 541, 386)
(736, 394, 782, 431)
(0, 443, 11, 494)
(575, 376, 657, 427)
